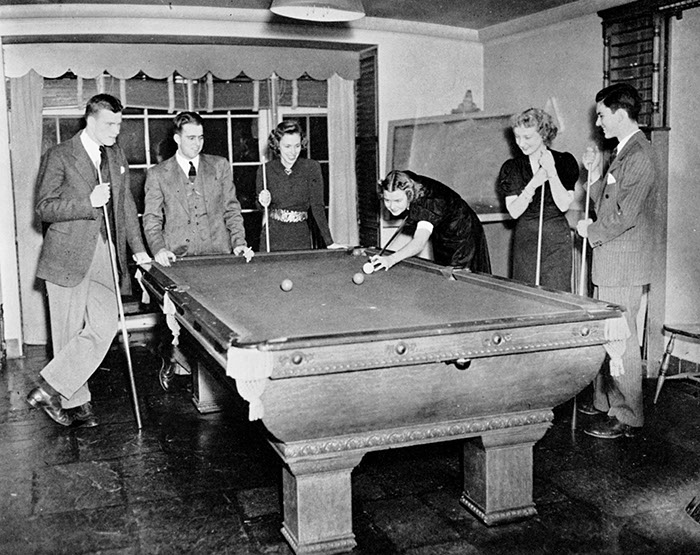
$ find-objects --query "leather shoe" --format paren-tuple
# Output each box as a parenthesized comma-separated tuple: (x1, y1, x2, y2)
(584, 416, 639, 439)
(158, 360, 176, 392)
(26, 386, 73, 427)
(71, 402, 99, 428)
(577, 401, 605, 416)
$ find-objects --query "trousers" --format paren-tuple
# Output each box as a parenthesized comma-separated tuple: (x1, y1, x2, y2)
(592, 284, 645, 427)
(41, 238, 118, 409)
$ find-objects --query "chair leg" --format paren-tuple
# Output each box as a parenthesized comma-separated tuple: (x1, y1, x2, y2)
(654, 333, 676, 404)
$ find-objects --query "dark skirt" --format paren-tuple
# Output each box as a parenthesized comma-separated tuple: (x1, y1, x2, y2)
(264, 219, 312, 251)
(512, 216, 572, 292)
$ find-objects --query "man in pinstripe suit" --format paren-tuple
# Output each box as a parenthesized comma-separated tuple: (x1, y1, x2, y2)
(577, 83, 657, 439)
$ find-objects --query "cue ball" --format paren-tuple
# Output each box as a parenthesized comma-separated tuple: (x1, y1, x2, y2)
(352, 272, 365, 285)
(280, 279, 293, 292)
(362, 262, 374, 275)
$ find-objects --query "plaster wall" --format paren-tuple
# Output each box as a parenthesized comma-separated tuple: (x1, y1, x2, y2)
(666, 10, 700, 363)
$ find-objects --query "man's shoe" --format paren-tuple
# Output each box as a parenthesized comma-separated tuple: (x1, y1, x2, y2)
(577, 401, 605, 416)
(159, 361, 176, 392)
(71, 402, 99, 428)
(584, 416, 639, 439)
(26, 386, 73, 427)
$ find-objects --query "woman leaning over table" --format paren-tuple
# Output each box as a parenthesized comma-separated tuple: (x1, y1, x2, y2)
(256, 120, 342, 251)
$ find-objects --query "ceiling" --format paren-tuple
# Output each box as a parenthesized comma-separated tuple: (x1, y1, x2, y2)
(1, 0, 596, 30)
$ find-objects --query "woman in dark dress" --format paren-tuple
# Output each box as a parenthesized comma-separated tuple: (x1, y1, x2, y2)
(256, 120, 342, 251)
(370, 170, 491, 273)
(497, 108, 579, 291)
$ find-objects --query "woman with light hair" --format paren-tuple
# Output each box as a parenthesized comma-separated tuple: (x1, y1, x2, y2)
(497, 108, 579, 291)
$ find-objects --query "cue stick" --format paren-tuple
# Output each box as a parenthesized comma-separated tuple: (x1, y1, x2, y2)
(572, 148, 596, 432)
(96, 165, 143, 430)
(578, 150, 595, 297)
(377, 217, 408, 257)
(534, 181, 545, 286)
(261, 157, 271, 253)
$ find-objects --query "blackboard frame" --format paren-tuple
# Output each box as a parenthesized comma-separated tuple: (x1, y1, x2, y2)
(386, 112, 518, 221)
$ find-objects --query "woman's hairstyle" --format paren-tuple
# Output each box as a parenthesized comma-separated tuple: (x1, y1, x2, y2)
(267, 120, 308, 156)
(595, 83, 642, 122)
(511, 108, 558, 146)
(378, 170, 425, 202)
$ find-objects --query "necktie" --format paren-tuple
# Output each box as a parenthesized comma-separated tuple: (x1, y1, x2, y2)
(98, 146, 116, 241)
(99, 146, 110, 184)
(188, 161, 197, 183)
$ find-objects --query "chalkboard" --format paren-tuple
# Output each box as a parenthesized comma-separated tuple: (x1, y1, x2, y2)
(386, 112, 518, 218)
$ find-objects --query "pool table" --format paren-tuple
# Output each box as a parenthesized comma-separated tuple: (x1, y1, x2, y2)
(139, 248, 624, 555)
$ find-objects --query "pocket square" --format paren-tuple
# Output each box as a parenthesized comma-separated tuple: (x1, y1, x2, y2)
(607, 173, 616, 184)
(120, 166, 126, 174)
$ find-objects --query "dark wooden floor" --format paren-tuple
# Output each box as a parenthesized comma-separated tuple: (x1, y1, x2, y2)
(2, 342, 700, 554)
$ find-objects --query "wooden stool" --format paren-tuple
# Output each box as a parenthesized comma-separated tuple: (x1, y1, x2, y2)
(653, 323, 700, 404)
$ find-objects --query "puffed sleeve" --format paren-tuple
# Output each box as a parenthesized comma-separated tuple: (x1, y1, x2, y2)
(409, 198, 444, 228)
(554, 151, 580, 191)
(497, 158, 525, 198)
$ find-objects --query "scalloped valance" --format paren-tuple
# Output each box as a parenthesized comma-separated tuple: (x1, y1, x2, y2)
(2, 42, 360, 81)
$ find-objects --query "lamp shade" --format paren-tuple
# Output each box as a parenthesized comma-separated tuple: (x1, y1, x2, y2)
(270, 0, 365, 22)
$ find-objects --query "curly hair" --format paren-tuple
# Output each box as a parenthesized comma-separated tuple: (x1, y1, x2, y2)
(378, 170, 426, 202)
(267, 120, 308, 157)
(511, 108, 558, 146)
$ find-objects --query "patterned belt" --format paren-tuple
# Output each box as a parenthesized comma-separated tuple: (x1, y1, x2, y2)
(269, 209, 308, 223)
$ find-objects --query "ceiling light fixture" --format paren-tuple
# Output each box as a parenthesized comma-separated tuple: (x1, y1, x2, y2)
(270, 0, 365, 22)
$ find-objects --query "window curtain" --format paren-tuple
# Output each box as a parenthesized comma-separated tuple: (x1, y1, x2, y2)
(9, 70, 48, 344)
(327, 75, 359, 246)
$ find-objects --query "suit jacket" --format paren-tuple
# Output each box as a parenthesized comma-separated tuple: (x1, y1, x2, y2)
(35, 133, 145, 293)
(142, 154, 246, 256)
(588, 131, 657, 287)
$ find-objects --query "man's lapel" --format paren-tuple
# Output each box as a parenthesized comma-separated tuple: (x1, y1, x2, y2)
(69, 136, 99, 194)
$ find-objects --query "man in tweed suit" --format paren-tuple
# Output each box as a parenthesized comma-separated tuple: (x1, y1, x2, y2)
(143, 111, 249, 389)
(577, 83, 657, 439)
(143, 111, 248, 265)
(27, 94, 149, 427)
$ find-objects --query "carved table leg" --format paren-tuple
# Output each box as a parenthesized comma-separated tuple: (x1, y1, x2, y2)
(192, 361, 228, 414)
(280, 453, 364, 555)
(460, 422, 551, 525)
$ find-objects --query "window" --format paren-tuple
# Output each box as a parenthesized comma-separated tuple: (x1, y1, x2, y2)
(41, 72, 331, 251)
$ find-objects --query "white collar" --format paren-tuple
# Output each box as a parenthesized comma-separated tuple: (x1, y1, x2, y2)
(80, 130, 101, 166)
(175, 152, 199, 175)
(615, 129, 641, 155)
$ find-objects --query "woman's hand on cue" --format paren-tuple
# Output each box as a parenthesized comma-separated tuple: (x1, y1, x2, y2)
(258, 189, 271, 208)
(370, 254, 395, 271)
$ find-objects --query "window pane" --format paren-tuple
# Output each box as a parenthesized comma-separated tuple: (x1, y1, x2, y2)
(243, 212, 263, 252)
(119, 119, 146, 165)
(233, 165, 259, 210)
(202, 118, 228, 159)
(309, 116, 328, 161)
(232, 118, 259, 162)
(319, 162, 329, 205)
(129, 168, 147, 215)
(42, 119, 58, 152)
(58, 118, 83, 144)
(149, 118, 177, 164)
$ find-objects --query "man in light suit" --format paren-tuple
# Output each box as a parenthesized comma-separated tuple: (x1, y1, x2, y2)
(577, 83, 657, 439)
(27, 94, 149, 427)
(142, 111, 249, 389)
